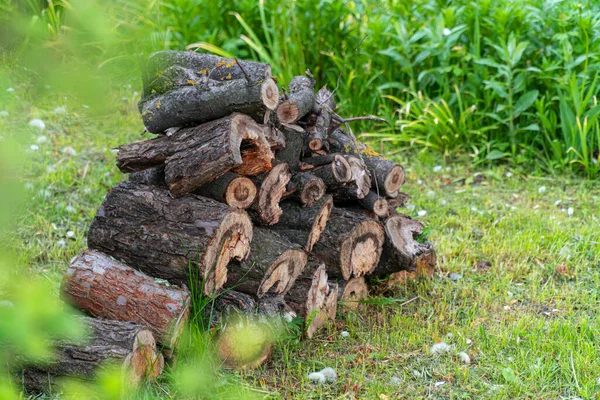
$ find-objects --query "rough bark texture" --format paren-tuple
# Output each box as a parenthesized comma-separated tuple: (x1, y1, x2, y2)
(226, 227, 307, 298)
(276, 75, 315, 124)
(329, 155, 371, 201)
(387, 192, 411, 211)
(312, 207, 385, 280)
(20, 317, 162, 394)
(284, 256, 336, 338)
(306, 86, 336, 151)
(62, 249, 190, 349)
(308, 155, 352, 187)
(372, 214, 437, 278)
(204, 290, 257, 328)
(285, 171, 326, 207)
(87, 182, 253, 296)
(274, 127, 305, 170)
(271, 196, 333, 251)
(358, 191, 389, 218)
(329, 129, 405, 196)
(117, 114, 273, 197)
(250, 163, 291, 225)
(193, 172, 257, 209)
(129, 167, 166, 187)
(336, 277, 368, 310)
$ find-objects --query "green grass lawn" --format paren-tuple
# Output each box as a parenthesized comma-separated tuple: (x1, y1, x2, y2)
(6, 85, 600, 399)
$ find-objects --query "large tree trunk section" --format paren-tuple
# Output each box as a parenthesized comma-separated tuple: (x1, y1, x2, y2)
(271, 196, 333, 252)
(87, 182, 253, 296)
(285, 171, 326, 207)
(226, 227, 307, 298)
(306, 86, 336, 151)
(193, 172, 257, 209)
(117, 114, 273, 197)
(276, 75, 315, 124)
(312, 207, 385, 280)
(251, 163, 291, 225)
(20, 317, 163, 394)
(372, 214, 437, 278)
(328, 129, 405, 197)
(62, 249, 190, 350)
(284, 256, 337, 338)
(142, 51, 274, 97)
(307, 155, 352, 187)
(358, 191, 389, 218)
(336, 277, 368, 310)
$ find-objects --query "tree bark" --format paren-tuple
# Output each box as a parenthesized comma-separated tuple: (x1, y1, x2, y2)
(285, 256, 337, 339)
(372, 214, 437, 278)
(193, 172, 257, 209)
(328, 155, 371, 201)
(204, 290, 257, 328)
(336, 277, 368, 310)
(62, 249, 190, 350)
(274, 126, 306, 170)
(387, 192, 411, 211)
(250, 163, 291, 225)
(271, 196, 333, 252)
(276, 75, 315, 124)
(284, 171, 326, 207)
(117, 114, 273, 197)
(129, 167, 166, 187)
(87, 182, 253, 296)
(20, 317, 163, 394)
(305, 86, 336, 151)
(312, 207, 385, 280)
(306, 155, 352, 187)
(226, 227, 307, 298)
(328, 129, 405, 197)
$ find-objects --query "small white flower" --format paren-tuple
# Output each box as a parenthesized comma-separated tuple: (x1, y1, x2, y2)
(0, 111, 8, 117)
(46, 166, 55, 173)
(66, 230, 75, 238)
(62, 147, 77, 156)
(57, 239, 67, 248)
(36, 135, 48, 144)
(567, 207, 574, 216)
(307, 372, 326, 384)
(320, 367, 337, 382)
(430, 342, 452, 355)
(538, 186, 546, 194)
(417, 210, 427, 217)
(283, 311, 294, 323)
(506, 172, 513, 178)
(443, 28, 451, 36)
(433, 165, 442, 172)
(30, 144, 39, 151)
(417, 179, 423, 185)
(466, 338, 473, 345)
(53, 106, 67, 114)
(471, 207, 477, 212)
(6, 88, 14, 92)
(440, 199, 448, 206)
(29, 119, 46, 130)
(66, 205, 76, 213)
(458, 351, 471, 364)
(341, 330, 349, 337)
(503, 305, 511, 310)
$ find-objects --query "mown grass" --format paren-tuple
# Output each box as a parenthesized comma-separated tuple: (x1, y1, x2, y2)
(4, 76, 600, 398)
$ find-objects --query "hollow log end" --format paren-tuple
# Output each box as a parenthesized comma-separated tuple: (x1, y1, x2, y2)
(261, 78, 280, 110)
(230, 113, 274, 176)
(225, 176, 257, 209)
(257, 163, 292, 225)
(339, 277, 368, 311)
(340, 220, 385, 279)
(259, 249, 308, 297)
(306, 196, 333, 252)
(276, 100, 299, 124)
(203, 209, 253, 295)
(385, 214, 426, 259)
(301, 177, 326, 207)
(384, 165, 406, 195)
(372, 198, 389, 218)
(332, 154, 352, 183)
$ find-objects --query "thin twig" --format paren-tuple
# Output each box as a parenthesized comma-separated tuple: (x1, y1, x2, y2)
(234, 58, 251, 83)
(204, 62, 226, 89)
(332, 114, 391, 126)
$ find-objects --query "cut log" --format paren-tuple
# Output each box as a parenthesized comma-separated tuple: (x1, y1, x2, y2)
(264, 125, 286, 151)
(276, 75, 315, 124)
(387, 192, 411, 211)
(306, 86, 336, 151)
(204, 290, 257, 328)
(284, 171, 326, 207)
(329, 155, 371, 201)
(20, 317, 162, 394)
(308, 155, 352, 186)
(312, 207, 385, 280)
(87, 182, 253, 296)
(285, 256, 337, 338)
(336, 277, 368, 310)
(251, 163, 291, 225)
(226, 227, 307, 298)
(274, 126, 305, 170)
(372, 214, 437, 278)
(329, 129, 405, 196)
(358, 191, 389, 218)
(117, 114, 273, 197)
(271, 196, 333, 252)
(62, 249, 190, 350)
(193, 172, 257, 209)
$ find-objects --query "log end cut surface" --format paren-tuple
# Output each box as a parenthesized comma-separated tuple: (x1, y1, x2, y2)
(255, 163, 291, 225)
(338, 277, 368, 310)
(340, 219, 385, 279)
(261, 78, 280, 110)
(384, 165, 406, 195)
(258, 249, 308, 297)
(226, 176, 257, 209)
(306, 196, 333, 252)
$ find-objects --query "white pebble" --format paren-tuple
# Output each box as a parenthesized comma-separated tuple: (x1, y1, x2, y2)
(466, 338, 473, 345)
(433, 165, 442, 172)
(66, 230, 75, 238)
(283, 311, 294, 323)
(30, 144, 39, 151)
(0, 111, 8, 117)
(29, 119, 45, 130)
(458, 351, 471, 364)
(567, 207, 574, 216)
(62, 147, 77, 156)
(435, 381, 446, 387)
(341, 330, 349, 337)
(320, 367, 337, 382)
(36, 135, 48, 144)
(430, 342, 452, 355)
(426, 190, 435, 198)
(307, 372, 326, 384)
(538, 186, 546, 194)
(417, 210, 427, 217)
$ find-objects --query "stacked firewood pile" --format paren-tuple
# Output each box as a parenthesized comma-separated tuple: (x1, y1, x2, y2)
(21, 51, 436, 393)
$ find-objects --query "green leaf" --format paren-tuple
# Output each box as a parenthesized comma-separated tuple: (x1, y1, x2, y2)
(502, 367, 516, 383)
(513, 90, 539, 116)
(486, 150, 508, 160)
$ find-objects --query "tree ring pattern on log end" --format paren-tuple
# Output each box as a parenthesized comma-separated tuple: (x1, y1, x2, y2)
(306, 196, 333, 252)
(340, 221, 384, 279)
(332, 155, 352, 183)
(372, 198, 389, 218)
(302, 178, 326, 207)
(276, 101, 299, 124)
(308, 138, 323, 151)
(258, 249, 307, 297)
(257, 163, 291, 225)
(384, 165, 406, 195)
(204, 210, 253, 295)
(261, 78, 280, 110)
(339, 277, 368, 310)
(226, 176, 257, 209)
